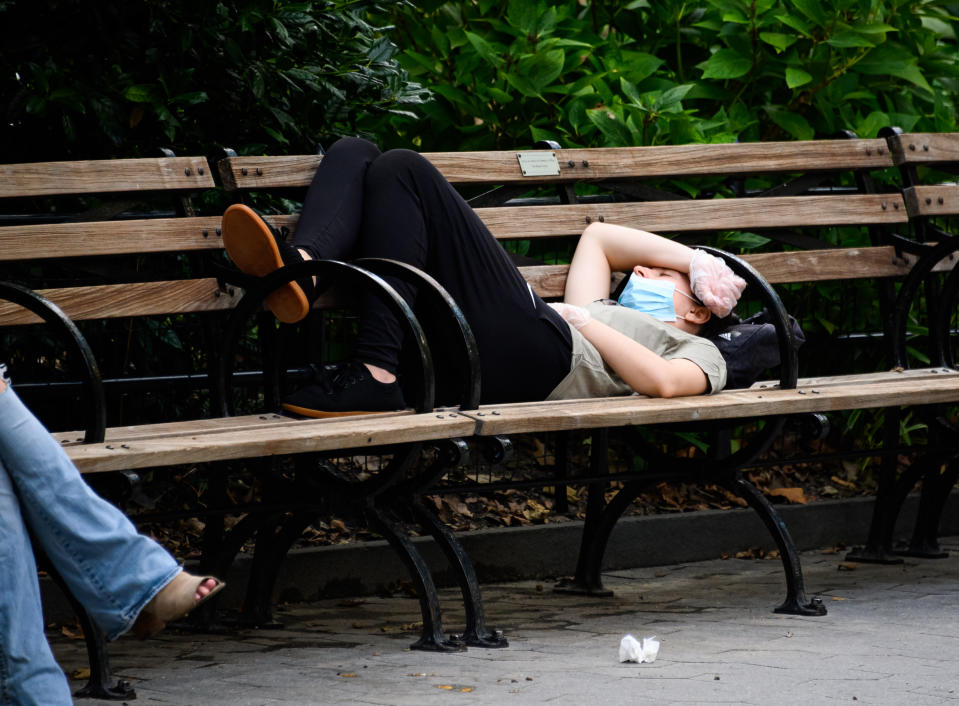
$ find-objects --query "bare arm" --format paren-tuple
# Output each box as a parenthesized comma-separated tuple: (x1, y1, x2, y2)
(564, 222, 694, 306)
(576, 317, 709, 397)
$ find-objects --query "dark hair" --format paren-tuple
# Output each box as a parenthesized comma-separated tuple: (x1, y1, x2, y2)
(698, 311, 738, 339)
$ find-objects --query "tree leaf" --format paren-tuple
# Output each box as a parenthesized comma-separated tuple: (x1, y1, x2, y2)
(759, 32, 798, 52)
(123, 84, 157, 103)
(767, 107, 814, 139)
(826, 31, 876, 48)
(464, 31, 505, 68)
(789, 0, 826, 25)
(699, 49, 752, 79)
(785, 66, 813, 88)
(775, 13, 812, 37)
(586, 108, 634, 146)
(518, 48, 565, 93)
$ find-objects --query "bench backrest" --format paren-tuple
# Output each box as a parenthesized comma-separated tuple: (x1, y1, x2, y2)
(218, 139, 919, 374)
(0, 156, 232, 430)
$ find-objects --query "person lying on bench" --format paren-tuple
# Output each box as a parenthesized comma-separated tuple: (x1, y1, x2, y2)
(221, 138, 745, 417)
(0, 367, 224, 705)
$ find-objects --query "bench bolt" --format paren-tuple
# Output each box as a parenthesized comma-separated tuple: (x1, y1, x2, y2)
(184, 168, 192, 176)
(909, 144, 916, 151)
(582, 160, 589, 167)
(241, 167, 248, 175)
(568, 160, 575, 167)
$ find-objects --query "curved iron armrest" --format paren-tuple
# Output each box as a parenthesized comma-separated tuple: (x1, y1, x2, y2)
(215, 258, 435, 417)
(886, 238, 959, 369)
(355, 257, 481, 411)
(698, 246, 798, 390)
(0, 281, 106, 443)
(633, 247, 798, 472)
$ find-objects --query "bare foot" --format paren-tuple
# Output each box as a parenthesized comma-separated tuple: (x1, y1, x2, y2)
(364, 363, 397, 384)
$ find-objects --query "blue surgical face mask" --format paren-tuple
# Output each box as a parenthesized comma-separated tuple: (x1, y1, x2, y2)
(618, 274, 678, 320)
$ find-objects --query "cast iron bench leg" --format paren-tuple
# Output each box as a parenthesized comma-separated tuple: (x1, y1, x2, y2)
(410, 499, 507, 648)
(43, 564, 134, 700)
(364, 504, 464, 652)
(720, 474, 826, 616)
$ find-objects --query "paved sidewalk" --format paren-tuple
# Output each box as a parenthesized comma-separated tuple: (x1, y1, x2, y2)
(54, 538, 959, 705)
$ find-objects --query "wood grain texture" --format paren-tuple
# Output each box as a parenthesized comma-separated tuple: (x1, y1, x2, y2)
(0, 279, 240, 324)
(475, 194, 907, 238)
(218, 139, 892, 189)
(902, 184, 959, 217)
(460, 373, 959, 435)
(67, 412, 474, 473)
(886, 132, 959, 166)
(1, 157, 214, 198)
(53, 411, 415, 446)
(0, 217, 224, 261)
(519, 247, 925, 298)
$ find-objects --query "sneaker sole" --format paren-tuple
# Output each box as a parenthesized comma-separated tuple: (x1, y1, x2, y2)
(221, 204, 310, 324)
(281, 403, 387, 419)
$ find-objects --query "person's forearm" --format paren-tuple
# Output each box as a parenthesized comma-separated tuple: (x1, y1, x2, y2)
(565, 222, 693, 305)
(577, 318, 708, 397)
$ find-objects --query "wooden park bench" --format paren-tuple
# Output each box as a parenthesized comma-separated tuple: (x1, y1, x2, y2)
(0, 155, 478, 697)
(843, 130, 959, 562)
(217, 134, 959, 629)
(4, 134, 959, 696)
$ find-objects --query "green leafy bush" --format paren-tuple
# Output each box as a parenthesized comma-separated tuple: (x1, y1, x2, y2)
(0, 0, 430, 160)
(391, 0, 959, 151)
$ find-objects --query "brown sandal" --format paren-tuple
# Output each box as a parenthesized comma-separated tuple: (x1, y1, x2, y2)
(221, 204, 312, 324)
(132, 572, 225, 639)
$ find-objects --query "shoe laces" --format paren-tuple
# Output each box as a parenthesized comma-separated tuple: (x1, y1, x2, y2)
(315, 361, 368, 393)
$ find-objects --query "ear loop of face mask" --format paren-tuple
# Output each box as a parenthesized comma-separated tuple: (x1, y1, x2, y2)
(618, 273, 701, 322)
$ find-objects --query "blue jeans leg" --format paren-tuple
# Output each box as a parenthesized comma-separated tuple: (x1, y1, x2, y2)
(0, 385, 180, 638)
(0, 456, 73, 706)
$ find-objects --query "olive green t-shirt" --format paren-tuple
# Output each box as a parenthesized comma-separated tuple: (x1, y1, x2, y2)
(546, 301, 727, 401)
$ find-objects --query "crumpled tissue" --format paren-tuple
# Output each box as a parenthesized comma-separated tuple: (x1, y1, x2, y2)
(619, 634, 660, 663)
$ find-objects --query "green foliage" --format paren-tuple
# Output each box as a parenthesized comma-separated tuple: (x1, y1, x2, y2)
(391, 0, 959, 151)
(0, 0, 430, 160)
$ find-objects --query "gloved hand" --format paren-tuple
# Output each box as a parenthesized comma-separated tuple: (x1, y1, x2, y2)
(548, 302, 591, 329)
(688, 250, 747, 318)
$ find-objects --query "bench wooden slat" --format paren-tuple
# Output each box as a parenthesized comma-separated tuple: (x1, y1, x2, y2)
(218, 139, 892, 189)
(0, 217, 226, 261)
(475, 194, 907, 238)
(66, 412, 475, 473)
(0, 279, 240, 325)
(2, 246, 925, 324)
(886, 132, 959, 166)
(0, 157, 215, 198)
(902, 184, 959, 217)
(751, 367, 957, 389)
(461, 372, 959, 435)
(519, 247, 928, 298)
(53, 411, 416, 446)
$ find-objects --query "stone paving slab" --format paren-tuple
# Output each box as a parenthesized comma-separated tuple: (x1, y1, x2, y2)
(52, 538, 959, 705)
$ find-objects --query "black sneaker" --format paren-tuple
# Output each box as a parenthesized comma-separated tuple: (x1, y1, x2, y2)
(281, 361, 406, 418)
(222, 204, 316, 324)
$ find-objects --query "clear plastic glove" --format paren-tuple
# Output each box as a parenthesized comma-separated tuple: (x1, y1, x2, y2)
(549, 302, 591, 329)
(688, 249, 747, 318)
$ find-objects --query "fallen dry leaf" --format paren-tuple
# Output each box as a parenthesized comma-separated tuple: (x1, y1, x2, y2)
(766, 487, 808, 504)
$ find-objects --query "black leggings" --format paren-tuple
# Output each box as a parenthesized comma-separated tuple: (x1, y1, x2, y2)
(292, 137, 572, 405)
